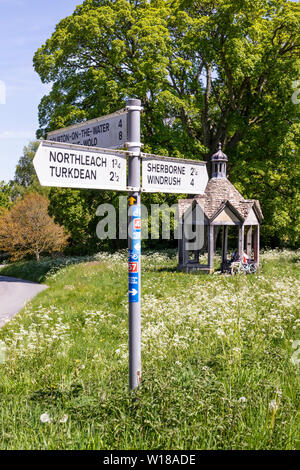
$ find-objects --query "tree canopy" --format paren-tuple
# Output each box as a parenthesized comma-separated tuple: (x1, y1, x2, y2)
(33, 0, 300, 247)
(9, 141, 49, 201)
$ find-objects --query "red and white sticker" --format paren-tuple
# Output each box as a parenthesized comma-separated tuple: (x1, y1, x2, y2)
(134, 218, 141, 230)
(128, 262, 138, 273)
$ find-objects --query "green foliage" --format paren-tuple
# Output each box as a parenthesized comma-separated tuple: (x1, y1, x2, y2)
(47, 187, 128, 254)
(0, 181, 12, 212)
(10, 141, 49, 200)
(47, 188, 100, 254)
(14, 141, 39, 188)
(33, 0, 300, 248)
(231, 122, 300, 247)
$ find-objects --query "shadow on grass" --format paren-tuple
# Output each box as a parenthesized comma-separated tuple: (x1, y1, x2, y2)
(0, 256, 93, 283)
(144, 266, 178, 273)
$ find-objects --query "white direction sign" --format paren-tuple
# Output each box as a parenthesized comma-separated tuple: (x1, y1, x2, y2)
(142, 154, 208, 194)
(47, 109, 127, 149)
(33, 140, 127, 191)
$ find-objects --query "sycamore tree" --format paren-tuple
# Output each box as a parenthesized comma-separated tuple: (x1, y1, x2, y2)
(33, 0, 300, 247)
(10, 141, 49, 200)
(0, 193, 68, 261)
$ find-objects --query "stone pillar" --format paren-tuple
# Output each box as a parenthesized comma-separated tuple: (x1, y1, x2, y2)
(238, 224, 244, 260)
(182, 225, 188, 268)
(222, 226, 228, 263)
(214, 226, 221, 250)
(254, 225, 260, 265)
(247, 226, 252, 258)
(178, 222, 184, 269)
(208, 225, 214, 271)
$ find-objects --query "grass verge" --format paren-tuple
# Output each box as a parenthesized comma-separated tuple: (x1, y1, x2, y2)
(0, 249, 299, 449)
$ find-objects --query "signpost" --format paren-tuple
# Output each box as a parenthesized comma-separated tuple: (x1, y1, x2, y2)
(141, 154, 208, 194)
(33, 100, 208, 391)
(33, 140, 127, 191)
(47, 109, 127, 149)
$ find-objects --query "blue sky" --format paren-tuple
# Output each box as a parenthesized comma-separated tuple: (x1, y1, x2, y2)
(0, 0, 80, 182)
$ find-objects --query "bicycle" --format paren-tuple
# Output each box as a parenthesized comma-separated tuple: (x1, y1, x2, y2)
(235, 261, 257, 275)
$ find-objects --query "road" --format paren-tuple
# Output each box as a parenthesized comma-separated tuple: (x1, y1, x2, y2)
(0, 274, 47, 327)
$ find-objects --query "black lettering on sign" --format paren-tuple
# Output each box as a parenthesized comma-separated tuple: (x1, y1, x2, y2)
(72, 131, 79, 140)
(147, 163, 185, 175)
(57, 152, 63, 163)
(49, 165, 96, 180)
(49, 151, 56, 163)
(83, 137, 97, 146)
(147, 175, 181, 186)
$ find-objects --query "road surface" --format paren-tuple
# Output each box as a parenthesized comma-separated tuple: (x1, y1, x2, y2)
(0, 274, 47, 327)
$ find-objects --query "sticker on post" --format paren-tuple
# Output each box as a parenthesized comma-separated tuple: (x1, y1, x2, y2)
(129, 287, 138, 302)
(133, 218, 141, 231)
(129, 273, 139, 302)
(128, 196, 137, 206)
(132, 240, 141, 254)
(128, 262, 138, 273)
(128, 252, 139, 262)
(132, 206, 141, 217)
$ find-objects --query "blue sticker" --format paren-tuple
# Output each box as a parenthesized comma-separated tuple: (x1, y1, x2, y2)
(131, 206, 141, 217)
(132, 239, 141, 254)
(128, 252, 139, 262)
(129, 273, 139, 302)
(129, 272, 138, 285)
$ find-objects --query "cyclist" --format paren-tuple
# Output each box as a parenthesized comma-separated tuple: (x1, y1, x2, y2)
(242, 250, 249, 264)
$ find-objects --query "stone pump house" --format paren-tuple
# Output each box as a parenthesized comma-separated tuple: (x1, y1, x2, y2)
(178, 144, 263, 273)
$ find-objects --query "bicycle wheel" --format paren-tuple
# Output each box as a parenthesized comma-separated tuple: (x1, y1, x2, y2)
(249, 263, 257, 274)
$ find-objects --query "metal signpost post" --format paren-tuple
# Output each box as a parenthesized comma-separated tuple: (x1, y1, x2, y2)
(126, 99, 142, 390)
(33, 99, 208, 392)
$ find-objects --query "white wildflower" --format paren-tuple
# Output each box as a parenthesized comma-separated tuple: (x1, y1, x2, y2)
(40, 413, 52, 423)
(238, 397, 247, 404)
(216, 328, 226, 337)
(59, 414, 68, 423)
(269, 399, 279, 413)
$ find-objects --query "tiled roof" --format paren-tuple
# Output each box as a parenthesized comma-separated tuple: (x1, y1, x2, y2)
(178, 177, 263, 222)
